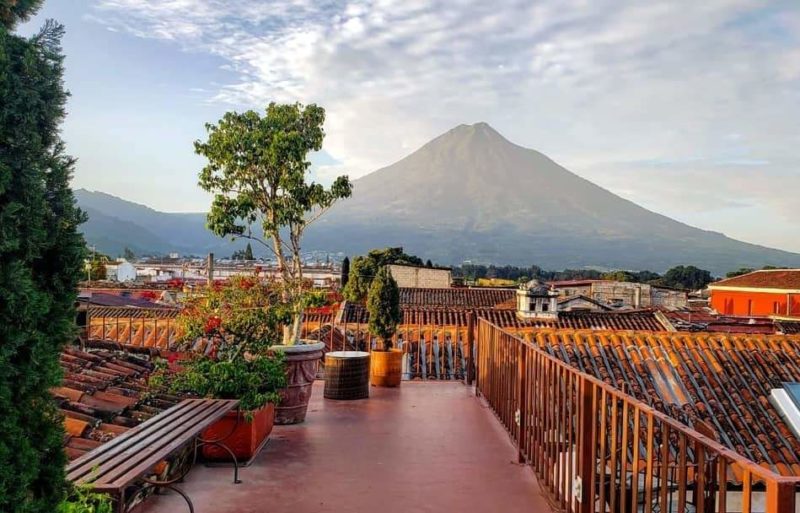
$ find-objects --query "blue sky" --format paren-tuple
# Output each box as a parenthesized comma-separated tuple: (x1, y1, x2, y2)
(18, 0, 800, 253)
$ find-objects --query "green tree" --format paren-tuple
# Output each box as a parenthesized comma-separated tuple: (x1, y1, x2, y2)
(602, 270, 634, 282)
(662, 265, 712, 290)
(367, 266, 401, 351)
(340, 256, 350, 288)
(122, 246, 135, 261)
(342, 247, 423, 302)
(244, 242, 254, 261)
(1, 6, 87, 511)
(195, 103, 352, 344)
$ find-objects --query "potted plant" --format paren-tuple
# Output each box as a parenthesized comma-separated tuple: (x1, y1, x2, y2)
(153, 276, 287, 462)
(367, 266, 403, 386)
(195, 102, 352, 424)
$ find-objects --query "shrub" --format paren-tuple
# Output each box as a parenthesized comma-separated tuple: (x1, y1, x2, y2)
(367, 266, 401, 351)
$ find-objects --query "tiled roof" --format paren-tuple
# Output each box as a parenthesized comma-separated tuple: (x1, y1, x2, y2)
(710, 269, 800, 290)
(527, 330, 800, 477)
(664, 307, 778, 334)
(342, 303, 668, 331)
(778, 321, 800, 335)
(399, 287, 515, 308)
(56, 347, 180, 461)
(89, 306, 180, 319)
(81, 292, 172, 308)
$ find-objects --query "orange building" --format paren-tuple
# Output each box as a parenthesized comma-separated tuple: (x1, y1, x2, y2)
(709, 269, 800, 318)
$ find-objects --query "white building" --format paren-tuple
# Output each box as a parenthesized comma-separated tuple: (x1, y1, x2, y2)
(105, 260, 137, 282)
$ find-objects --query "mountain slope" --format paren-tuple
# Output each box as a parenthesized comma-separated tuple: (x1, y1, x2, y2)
(74, 123, 800, 274)
(75, 189, 249, 257)
(305, 123, 800, 273)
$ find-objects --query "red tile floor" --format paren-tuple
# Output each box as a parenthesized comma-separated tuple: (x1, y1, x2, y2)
(141, 381, 553, 513)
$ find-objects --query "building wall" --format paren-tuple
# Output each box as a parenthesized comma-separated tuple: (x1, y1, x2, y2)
(388, 265, 452, 289)
(552, 284, 593, 297)
(710, 289, 800, 317)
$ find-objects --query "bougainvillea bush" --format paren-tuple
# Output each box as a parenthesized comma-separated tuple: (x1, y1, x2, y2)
(153, 276, 290, 412)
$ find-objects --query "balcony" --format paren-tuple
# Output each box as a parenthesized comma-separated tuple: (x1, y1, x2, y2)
(139, 381, 553, 513)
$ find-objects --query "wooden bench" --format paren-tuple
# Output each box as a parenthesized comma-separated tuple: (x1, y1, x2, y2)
(67, 398, 240, 513)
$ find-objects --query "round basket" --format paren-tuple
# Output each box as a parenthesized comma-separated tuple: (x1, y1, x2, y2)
(324, 351, 370, 400)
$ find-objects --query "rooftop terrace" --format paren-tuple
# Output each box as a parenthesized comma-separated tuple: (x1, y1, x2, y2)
(138, 382, 551, 513)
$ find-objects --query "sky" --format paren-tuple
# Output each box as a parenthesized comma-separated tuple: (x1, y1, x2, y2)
(18, 0, 800, 253)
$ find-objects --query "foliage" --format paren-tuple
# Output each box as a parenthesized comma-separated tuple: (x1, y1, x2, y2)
(726, 265, 785, 278)
(425, 259, 433, 267)
(661, 265, 712, 290)
(154, 276, 289, 412)
(195, 102, 352, 344)
(1, 15, 86, 512)
(244, 242, 254, 260)
(57, 484, 113, 513)
(179, 275, 287, 357)
(340, 256, 350, 288)
(153, 353, 286, 413)
(366, 266, 401, 351)
(1, 0, 42, 28)
(87, 252, 108, 281)
(342, 247, 423, 302)
(122, 247, 135, 261)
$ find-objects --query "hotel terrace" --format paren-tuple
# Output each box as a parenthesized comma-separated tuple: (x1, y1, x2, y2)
(58, 279, 800, 512)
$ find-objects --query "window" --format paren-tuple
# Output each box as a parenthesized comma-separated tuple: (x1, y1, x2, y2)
(542, 302, 549, 312)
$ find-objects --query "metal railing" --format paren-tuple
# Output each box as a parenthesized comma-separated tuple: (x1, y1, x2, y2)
(475, 319, 799, 513)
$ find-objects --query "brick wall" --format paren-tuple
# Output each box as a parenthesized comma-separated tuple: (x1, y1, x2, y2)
(388, 265, 451, 289)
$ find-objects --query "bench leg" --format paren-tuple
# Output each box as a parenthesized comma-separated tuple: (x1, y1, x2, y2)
(125, 482, 195, 513)
(195, 439, 242, 484)
(194, 409, 244, 485)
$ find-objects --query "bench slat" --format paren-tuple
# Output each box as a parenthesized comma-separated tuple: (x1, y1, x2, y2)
(68, 399, 215, 482)
(67, 399, 199, 477)
(67, 399, 238, 487)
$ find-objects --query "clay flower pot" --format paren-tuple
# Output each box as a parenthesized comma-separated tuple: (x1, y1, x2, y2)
(370, 349, 403, 387)
(201, 403, 274, 464)
(270, 341, 325, 424)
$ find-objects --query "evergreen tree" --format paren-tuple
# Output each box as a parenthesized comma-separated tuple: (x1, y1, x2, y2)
(244, 242, 254, 261)
(1, 5, 86, 511)
(340, 256, 350, 288)
(367, 266, 401, 351)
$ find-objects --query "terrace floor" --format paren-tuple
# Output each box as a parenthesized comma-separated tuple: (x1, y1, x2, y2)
(141, 381, 552, 513)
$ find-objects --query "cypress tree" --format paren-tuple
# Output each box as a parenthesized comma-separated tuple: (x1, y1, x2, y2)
(1, 3, 86, 511)
(244, 242, 254, 261)
(366, 266, 401, 351)
(340, 256, 350, 288)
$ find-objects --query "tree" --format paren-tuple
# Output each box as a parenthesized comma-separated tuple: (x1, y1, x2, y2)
(122, 246, 135, 261)
(340, 256, 350, 288)
(1, 8, 87, 511)
(195, 103, 352, 345)
(425, 259, 433, 268)
(662, 265, 712, 290)
(367, 266, 401, 351)
(244, 242, 254, 261)
(342, 247, 423, 302)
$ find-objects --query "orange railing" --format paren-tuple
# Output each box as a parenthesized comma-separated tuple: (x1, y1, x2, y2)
(475, 319, 799, 513)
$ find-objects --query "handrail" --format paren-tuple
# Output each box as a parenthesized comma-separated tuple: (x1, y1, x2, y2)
(474, 318, 800, 513)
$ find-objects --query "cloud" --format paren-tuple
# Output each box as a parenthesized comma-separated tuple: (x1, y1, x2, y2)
(89, 0, 800, 248)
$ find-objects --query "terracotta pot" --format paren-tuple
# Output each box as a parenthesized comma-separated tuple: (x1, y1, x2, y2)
(270, 341, 325, 424)
(201, 403, 274, 463)
(370, 349, 403, 387)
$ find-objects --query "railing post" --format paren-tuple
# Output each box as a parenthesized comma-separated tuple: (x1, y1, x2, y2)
(766, 479, 796, 513)
(578, 377, 595, 513)
(466, 311, 475, 387)
(517, 342, 527, 463)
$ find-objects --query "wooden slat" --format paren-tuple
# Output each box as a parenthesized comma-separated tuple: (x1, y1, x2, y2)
(67, 399, 237, 487)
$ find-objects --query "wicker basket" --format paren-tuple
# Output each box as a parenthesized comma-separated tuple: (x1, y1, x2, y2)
(324, 351, 370, 400)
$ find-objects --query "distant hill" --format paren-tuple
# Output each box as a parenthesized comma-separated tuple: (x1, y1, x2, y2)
(74, 189, 247, 257)
(74, 123, 800, 274)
